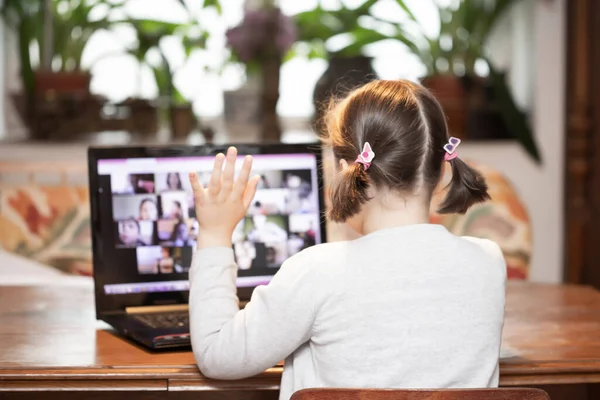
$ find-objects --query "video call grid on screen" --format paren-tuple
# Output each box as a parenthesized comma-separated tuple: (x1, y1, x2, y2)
(98, 154, 322, 295)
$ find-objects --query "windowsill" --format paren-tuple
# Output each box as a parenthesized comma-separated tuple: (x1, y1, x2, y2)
(0, 116, 319, 162)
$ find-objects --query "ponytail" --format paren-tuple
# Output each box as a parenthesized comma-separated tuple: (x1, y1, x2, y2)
(328, 163, 370, 222)
(437, 158, 490, 214)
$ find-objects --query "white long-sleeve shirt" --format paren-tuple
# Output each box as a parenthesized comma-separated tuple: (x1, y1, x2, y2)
(189, 224, 506, 400)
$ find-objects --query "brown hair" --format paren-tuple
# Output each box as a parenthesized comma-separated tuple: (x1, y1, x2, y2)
(324, 79, 490, 223)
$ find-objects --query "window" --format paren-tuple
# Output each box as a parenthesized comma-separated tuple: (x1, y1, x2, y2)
(82, 0, 530, 119)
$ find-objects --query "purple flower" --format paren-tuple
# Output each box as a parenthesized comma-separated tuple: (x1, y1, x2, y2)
(226, 8, 297, 64)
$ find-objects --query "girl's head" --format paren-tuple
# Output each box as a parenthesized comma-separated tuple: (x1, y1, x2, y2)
(167, 173, 183, 190)
(170, 200, 183, 218)
(139, 198, 157, 221)
(169, 219, 188, 242)
(119, 218, 140, 245)
(325, 79, 489, 226)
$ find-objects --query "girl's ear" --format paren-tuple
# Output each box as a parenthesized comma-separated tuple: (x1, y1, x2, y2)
(339, 159, 349, 171)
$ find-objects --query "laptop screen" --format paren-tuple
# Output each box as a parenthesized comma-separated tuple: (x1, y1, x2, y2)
(94, 152, 322, 296)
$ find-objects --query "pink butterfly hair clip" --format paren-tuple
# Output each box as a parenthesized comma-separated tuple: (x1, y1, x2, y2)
(355, 142, 375, 170)
(443, 137, 461, 161)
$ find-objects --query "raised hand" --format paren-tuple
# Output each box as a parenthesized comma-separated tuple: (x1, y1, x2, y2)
(189, 147, 260, 249)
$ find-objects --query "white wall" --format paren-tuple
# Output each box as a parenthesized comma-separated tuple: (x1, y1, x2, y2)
(460, 0, 565, 283)
(0, 1, 5, 139)
(2, 15, 28, 140)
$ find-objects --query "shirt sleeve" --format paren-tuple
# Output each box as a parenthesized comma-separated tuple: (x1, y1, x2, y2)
(462, 237, 507, 281)
(188, 247, 319, 380)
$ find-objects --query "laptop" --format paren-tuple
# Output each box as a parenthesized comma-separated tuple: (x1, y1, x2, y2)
(88, 144, 326, 350)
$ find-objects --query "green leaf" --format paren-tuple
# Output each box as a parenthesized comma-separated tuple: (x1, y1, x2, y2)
(282, 47, 298, 64)
(183, 30, 209, 55)
(204, 0, 222, 14)
(175, 0, 189, 12)
(307, 42, 327, 60)
(336, 27, 389, 57)
(130, 19, 182, 37)
(394, 0, 418, 22)
(354, 0, 378, 14)
(152, 62, 172, 98)
(393, 31, 422, 58)
(294, 8, 342, 42)
(486, 59, 542, 163)
(480, 0, 518, 41)
(172, 87, 188, 105)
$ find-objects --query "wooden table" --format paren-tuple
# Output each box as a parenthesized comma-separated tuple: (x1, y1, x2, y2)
(1, 282, 600, 400)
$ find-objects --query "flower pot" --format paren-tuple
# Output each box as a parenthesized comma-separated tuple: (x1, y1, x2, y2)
(223, 78, 262, 143)
(122, 98, 159, 137)
(34, 71, 91, 97)
(462, 75, 513, 140)
(171, 105, 196, 140)
(313, 56, 377, 134)
(421, 75, 467, 139)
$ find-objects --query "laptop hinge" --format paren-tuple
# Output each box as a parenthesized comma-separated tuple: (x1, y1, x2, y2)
(126, 302, 248, 314)
(126, 304, 189, 314)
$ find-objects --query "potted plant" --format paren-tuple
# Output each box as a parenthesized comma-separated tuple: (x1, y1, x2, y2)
(122, 18, 180, 137)
(224, 1, 296, 142)
(385, 0, 541, 162)
(151, 48, 199, 140)
(1, 0, 125, 97)
(293, 0, 393, 133)
(122, 0, 218, 138)
(127, 10, 220, 138)
(35, 0, 126, 96)
(1, 0, 125, 138)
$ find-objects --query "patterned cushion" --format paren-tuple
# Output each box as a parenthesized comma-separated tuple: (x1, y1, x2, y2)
(0, 164, 92, 275)
(0, 153, 531, 280)
(322, 150, 531, 280)
(430, 162, 531, 279)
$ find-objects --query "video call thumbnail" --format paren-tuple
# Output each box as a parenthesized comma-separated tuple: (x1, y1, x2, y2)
(232, 215, 290, 270)
(113, 194, 159, 221)
(281, 169, 317, 214)
(288, 213, 318, 254)
(160, 191, 190, 220)
(157, 219, 198, 247)
(136, 246, 192, 275)
(244, 214, 288, 242)
(112, 173, 156, 194)
(115, 219, 156, 247)
(155, 172, 192, 193)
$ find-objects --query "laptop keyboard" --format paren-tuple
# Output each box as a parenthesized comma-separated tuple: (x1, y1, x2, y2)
(133, 312, 189, 329)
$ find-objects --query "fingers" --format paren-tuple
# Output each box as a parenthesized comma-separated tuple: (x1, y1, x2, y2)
(242, 175, 261, 210)
(219, 147, 237, 200)
(208, 153, 225, 196)
(189, 171, 205, 205)
(232, 155, 253, 199)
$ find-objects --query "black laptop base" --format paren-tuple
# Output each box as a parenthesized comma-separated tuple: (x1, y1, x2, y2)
(102, 313, 191, 350)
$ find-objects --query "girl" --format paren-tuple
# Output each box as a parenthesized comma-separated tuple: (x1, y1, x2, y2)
(167, 200, 184, 220)
(138, 198, 158, 221)
(169, 220, 196, 247)
(188, 80, 506, 400)
(166, 172, 183, 191)
(117, 218, 146, 247)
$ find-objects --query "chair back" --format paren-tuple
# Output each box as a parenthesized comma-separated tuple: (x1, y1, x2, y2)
(291, 388, 550, 400)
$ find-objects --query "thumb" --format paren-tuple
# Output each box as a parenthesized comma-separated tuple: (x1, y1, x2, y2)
(242, 175, 261, 210)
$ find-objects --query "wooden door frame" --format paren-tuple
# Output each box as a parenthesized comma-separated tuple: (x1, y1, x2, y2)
(564, 0, 600, 288)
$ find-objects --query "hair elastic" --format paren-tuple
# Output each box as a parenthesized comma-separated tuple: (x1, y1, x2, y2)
(443, 137, 461, 161)
(355, 142, 375, 170)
